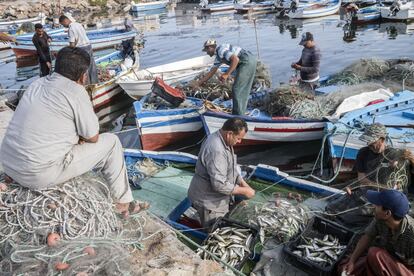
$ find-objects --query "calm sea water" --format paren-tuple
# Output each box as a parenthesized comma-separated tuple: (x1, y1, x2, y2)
(1, 5, 413, 169)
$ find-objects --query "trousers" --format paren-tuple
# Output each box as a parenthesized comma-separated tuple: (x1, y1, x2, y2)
(232, 50, 257, 115)
(338, 247, 414, 276)
(193, 204, 227, 232)
(79, 45, 98, 85)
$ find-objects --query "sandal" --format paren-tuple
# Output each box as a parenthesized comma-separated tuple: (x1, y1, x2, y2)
(119, 200, 150, 219)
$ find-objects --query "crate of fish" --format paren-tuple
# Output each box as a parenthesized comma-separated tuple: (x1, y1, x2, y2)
(283, 215, 355, 276)
(197, 217, 259, 270)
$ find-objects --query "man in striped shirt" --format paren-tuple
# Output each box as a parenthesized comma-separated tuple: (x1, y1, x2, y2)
(193, 40, 257, 115)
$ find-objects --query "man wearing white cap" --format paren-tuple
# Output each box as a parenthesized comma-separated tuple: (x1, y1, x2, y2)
(193, 40, 257, 115)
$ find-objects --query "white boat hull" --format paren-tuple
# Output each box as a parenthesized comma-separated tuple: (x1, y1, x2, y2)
(287, 1, 340, 18)
(380, 5, 414, 20)
(116, 55, 215, 100)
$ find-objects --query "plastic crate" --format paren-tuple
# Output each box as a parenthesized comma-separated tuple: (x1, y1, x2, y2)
(204, 217, 260, 270)
(283, 215, 356, 276)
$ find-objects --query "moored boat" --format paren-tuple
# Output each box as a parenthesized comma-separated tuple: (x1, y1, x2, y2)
(133, 95, 205, 150)
(235, 0, 275, 13)
(380, 1, 414, 21)
(286, 0, 341, 19)
(0, 13, 45, 30)
(351, 5, 381, 23)
(11, 27, 138, 59)
(200, 0, 250, 12)
(326, 90, 414, 179)
(131, 0, 169, 12)
(116, 55, 215, 100)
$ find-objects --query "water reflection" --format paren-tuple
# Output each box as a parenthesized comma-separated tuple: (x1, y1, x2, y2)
(379, 21, 414, 39)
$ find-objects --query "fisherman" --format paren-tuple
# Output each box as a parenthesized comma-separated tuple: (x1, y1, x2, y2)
(291, 32, 321, 92)
(188, 118, 255, 231)
(32, 23, 52, 77)
(192, 40, 257, 115)
(355, 123, 413, 189)
(59, 15, 98, 84)
(325, 123, 414, 229)
(340, 189, 414, 276)
(0, 47, 143, 217)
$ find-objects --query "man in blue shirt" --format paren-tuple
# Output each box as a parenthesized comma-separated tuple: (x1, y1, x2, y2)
(193, 39, 257, 115)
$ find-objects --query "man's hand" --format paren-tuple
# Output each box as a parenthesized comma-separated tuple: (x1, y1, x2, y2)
(189, 80, 200, 90)
(46, 62, 52, 69)
(244, 186, 255, 199)
(343, 260, 355, 276)
(291, 63, 301, 70)
(78, 138, 85, 145)
(402, 149, 414, 163)
(219, 73, 230, 82)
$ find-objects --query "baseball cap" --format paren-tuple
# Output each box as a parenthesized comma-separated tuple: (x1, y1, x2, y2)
(359, 123, 387, 145)
(366, 189, 410, 218)
(202, 39, 217, 51)
(299, 32, 314, 45)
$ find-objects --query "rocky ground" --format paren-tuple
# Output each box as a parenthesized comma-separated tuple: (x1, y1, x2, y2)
(0, 0, 133, 23)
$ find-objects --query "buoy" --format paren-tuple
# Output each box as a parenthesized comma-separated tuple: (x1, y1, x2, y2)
(55, 262, 69, 271)
(83, 246, 96, 256)
(47, 233, 60, 247)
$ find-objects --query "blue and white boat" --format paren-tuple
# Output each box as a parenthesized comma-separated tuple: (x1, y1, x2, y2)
(346, 4, 380, 23)
(133, 96, 205, 150)
(131, 0, 169, 12)
(326, 90, 414, 178)
(12, 27, 138, 58)
(200, 0, 250, 12)
(124, 149, 344, 240)
(286, 0, 341, 19)
(235, 0, 275, 13)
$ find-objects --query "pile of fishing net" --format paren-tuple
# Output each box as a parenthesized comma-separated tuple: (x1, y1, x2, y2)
(326, 58, 414, 89)
(261, 82, 390, 119)
(96, 61, 123, 82)
(180, 60, 272, 101)
(0, 173, 144, 275)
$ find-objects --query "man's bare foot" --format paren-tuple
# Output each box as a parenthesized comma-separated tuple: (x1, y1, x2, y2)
(4, 175, 13, 184)
(115, 201, 150, 219)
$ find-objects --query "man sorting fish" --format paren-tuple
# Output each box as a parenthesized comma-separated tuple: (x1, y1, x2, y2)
(340, 189, 414, 276)
(192, 39, 257, 115)
(188, 118, 255, 231)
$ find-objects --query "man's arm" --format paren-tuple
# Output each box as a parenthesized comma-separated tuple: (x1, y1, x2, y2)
(32, 37, 48, 63)
(344, 234, 372, 274)
(232, 185, 255, 198)
(196, 66, 219, 86)
(221, 55, 239, 78)
(358, 172, 375, 186)
(79, 133, 99, 144)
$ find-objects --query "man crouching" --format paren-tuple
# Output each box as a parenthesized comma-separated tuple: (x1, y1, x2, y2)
(0, 47, 140, 217)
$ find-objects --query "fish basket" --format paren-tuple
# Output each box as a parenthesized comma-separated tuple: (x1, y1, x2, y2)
(283, 215, 356, 276)
(204, 217, 260, 271)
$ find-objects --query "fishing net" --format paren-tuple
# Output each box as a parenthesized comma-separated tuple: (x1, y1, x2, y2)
(0, 173, 144, 275)
(253, 61, 272, 89)
(97, 60, 123, 82)
(16, 22, 35, 34)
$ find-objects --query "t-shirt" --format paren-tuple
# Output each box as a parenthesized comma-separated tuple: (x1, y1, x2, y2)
(354, 146, 410, 190)
(213, 44, 242, 67)
(365, 216, 414, 267)
(0, 73, 99, 188)
(68, 22, 90, 47)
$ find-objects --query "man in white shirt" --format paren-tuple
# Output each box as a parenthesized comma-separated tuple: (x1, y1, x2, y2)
(59, 15, 98, 84)
(0, 47, 140, 217)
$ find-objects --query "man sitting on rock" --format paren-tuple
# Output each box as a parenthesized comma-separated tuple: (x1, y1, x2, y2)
(0, 47, 142, 217)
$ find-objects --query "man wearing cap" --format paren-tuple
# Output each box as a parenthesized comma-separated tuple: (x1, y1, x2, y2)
(32, 23, 52, 77)
(355, 123, 414, 190)
(193, 40, 257, 115)
(341, 189, 414, 276)
(291, 32, 321, 92)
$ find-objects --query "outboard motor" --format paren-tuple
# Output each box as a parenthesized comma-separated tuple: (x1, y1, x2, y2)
(120, 38, 136, 64)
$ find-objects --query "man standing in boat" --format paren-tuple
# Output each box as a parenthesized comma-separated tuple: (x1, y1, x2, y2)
(193, 39, 257, 115)
(188, 118, 255, 231)
(291, 32, 321, 92)
(59, 15, 98, 84)
(32, 23, 52, 77)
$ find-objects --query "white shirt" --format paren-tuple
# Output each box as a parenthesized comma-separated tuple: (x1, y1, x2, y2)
(0, 73, 99, 187)
(68, 22, 90, 47)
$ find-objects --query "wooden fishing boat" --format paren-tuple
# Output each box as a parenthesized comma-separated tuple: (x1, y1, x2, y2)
(123, 148, 344, 241)
(133, 95, 205, 150)
(234, 0, 275, 13)
(131, 0, 169, 12)
(11, 27, 138, 59)
(326, 90, 414, 179)
(351, 5, 381, 23)
(116, 55, 215, 100)
(88, 51, 138, 130)
(274, 0, 328, 10)
(201, 0, 250, 12)
(286, 0, 340, 19)
(380, 1, 414, 21)
(0, 13, 45, 30)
